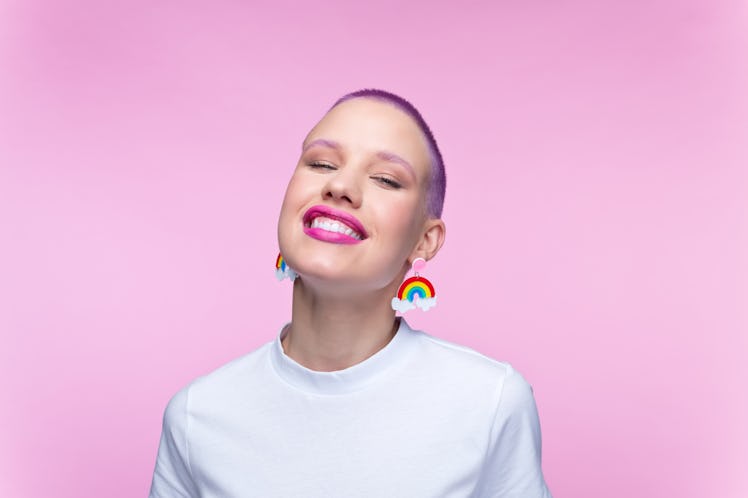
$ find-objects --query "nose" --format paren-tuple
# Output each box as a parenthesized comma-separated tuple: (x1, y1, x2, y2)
(322, 166, 362, 208)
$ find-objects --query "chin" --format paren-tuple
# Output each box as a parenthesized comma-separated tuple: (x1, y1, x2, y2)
(293, 255, 347, 280)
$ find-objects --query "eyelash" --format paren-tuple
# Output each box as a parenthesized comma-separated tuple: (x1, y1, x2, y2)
(307, 162, 403, 189)
(373, 176, 402, 189)
(309, 161, 336, 170)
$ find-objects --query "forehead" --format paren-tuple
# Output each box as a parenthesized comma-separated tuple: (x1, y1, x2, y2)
(304, 98, 431, 177)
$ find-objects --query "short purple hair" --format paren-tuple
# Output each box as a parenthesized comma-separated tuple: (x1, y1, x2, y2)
(331, 89, 446, 219)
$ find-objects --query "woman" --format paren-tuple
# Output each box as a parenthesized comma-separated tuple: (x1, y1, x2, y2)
(149, 89, 552, 497)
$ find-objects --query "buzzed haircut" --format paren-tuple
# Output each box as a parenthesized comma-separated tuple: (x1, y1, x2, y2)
(331, 89, 446, 219)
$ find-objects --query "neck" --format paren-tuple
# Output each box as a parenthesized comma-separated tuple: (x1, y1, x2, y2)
(282, 278, 401, 371)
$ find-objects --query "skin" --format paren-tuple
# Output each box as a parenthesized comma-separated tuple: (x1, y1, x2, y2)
(277, 97, 446, 371)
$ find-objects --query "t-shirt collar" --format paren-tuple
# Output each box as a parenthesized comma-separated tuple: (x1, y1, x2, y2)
(269, 318, 417, 395)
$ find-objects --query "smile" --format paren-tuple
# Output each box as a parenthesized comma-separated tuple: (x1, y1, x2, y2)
(302, 205, 368, 244)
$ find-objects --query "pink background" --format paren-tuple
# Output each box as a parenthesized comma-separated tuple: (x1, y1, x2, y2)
(1, 1, 746, 496)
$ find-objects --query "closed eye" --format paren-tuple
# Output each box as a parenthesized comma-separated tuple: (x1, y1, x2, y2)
(308, 161, 337, 170)
(373, 176, 402, 189)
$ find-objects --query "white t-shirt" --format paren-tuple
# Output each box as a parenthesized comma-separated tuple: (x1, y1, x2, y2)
(149, 319, 552, 497)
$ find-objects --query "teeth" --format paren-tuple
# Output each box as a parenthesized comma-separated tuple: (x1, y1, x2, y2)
(310, 216, 362, 239)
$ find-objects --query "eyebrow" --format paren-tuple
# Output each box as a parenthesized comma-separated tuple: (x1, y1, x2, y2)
(302, 138, 417, 181)
(302, 138, 341, 153)
(376, 151, 416, 181)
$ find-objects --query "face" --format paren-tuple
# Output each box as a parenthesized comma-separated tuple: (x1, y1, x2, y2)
(277, 97, 437, 294)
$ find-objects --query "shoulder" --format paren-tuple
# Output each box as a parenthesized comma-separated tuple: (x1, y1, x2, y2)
(411, 329, 519, 381)
(163, 340, 274, 418)
(408, 328, 536, 409)
(194, 341, 273, 388)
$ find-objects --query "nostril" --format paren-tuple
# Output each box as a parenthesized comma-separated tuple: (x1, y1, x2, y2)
(325, 190, 353, 204)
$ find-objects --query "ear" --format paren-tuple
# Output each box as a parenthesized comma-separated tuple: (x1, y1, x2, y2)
(409, 218, 446, 263)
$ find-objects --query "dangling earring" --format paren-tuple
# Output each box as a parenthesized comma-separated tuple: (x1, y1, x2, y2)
(275, 253, 297, 281)
(391, 258, 437, 313)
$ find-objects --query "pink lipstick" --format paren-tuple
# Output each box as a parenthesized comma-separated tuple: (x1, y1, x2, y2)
(302, 205, 368, 245)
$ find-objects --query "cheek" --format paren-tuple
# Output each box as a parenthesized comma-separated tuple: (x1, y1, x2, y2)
(374, 194, 424, 243)
(283, 172, 303, 201)
(280, 172, 312, 212)
(278, 174, 305, 233)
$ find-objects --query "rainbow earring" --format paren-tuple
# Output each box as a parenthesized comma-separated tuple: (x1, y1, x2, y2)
(391, 258, 437, 313)
(275, 253, 297, 281)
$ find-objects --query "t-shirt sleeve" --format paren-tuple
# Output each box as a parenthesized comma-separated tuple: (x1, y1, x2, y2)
(475, 365, 553, 498)
(148, 386, 200, 498)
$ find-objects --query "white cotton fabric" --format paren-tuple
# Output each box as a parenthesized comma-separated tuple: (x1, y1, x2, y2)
(149, 319, 552, 498)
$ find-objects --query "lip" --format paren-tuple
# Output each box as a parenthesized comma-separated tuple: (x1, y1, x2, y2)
(302, 205, 368, 243)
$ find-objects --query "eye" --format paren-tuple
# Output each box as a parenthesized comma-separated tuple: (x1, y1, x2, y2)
(308, 161, 337, 171)
(372, 176, 403, 189)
